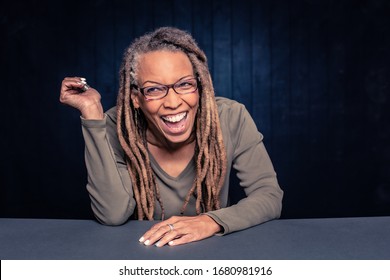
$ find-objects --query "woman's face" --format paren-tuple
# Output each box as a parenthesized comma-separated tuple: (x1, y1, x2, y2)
(132, 50, 199, 148)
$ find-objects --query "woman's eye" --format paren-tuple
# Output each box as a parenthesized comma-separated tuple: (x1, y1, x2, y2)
(145, 87, 164, 94)
(177, 81, 194, 88)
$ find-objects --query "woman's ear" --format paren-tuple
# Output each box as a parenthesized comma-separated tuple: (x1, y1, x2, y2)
(131, 92, 140, 109)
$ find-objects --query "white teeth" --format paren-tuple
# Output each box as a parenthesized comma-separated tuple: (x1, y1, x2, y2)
(162, 112, 187, 123)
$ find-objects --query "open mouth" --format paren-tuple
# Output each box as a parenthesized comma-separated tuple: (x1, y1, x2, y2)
(161, 112, 188, 132)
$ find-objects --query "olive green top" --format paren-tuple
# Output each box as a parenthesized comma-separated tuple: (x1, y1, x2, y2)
(81, 97, 283, 235)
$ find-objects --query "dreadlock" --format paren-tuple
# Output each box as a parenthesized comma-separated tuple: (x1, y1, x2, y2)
(116, 27, 227, 220)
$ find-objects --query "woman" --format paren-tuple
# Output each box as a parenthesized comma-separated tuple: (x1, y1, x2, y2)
(60, 27, 283, 247)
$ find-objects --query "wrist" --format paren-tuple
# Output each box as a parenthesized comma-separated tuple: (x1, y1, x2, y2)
(81, 102, 104, 120)
(202, 214, 223, 234)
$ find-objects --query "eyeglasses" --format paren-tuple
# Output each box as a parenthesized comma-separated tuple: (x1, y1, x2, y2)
(131, 77, 198, 101)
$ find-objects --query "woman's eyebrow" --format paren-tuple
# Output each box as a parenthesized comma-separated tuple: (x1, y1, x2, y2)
(141, 75, 194, 86)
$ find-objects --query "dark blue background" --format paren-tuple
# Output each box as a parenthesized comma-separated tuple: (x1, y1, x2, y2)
(1, 0, 389, 220)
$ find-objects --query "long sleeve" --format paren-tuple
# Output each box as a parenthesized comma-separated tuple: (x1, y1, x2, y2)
(80, 98, 282, 233)
(206, 97, 283, 234)
(81, 110, 136, 225)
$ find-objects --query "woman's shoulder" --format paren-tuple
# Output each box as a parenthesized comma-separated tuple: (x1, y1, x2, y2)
(216, 96, 243, 108)
(105, 106, 118, 122)
(216, 96, 248, 119)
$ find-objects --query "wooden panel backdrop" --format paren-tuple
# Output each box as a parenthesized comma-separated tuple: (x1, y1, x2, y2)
(1, 0, 389, 219)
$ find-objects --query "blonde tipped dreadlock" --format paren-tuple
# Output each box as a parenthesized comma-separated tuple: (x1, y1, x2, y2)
(116, 27, 227, 220)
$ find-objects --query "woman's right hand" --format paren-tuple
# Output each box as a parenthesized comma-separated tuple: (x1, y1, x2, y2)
(59, 77, 104, 120)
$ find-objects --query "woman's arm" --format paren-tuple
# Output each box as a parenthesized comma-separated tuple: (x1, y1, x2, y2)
(206, 98, 283, 234)
(60, 77, 135, 225)
(81, 112, 136, 225)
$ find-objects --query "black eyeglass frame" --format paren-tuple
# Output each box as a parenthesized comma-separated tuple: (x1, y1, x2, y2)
(131, 77, 199, 101)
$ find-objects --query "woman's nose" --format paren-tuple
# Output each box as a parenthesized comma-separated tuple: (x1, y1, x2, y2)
(163, 88, 182, 108)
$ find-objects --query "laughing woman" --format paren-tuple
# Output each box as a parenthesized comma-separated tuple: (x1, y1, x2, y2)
(59, 27, 283, 247)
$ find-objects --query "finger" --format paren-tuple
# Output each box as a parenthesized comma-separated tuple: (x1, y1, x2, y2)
(62, 77, 89, 91)
(153, 224, 185, 247)
(140, 222, 167, 240)
(166, 234, 195, 246)
(140, 217, 180, 239)
(62, 77, 86, 87)
(63, 76, 86, 82)
(139, 223, 172, 246)
(154, 221, 197, 247)
(138, 216, 194, 246)
(61, 80, 84, 94)
(155, 231, 182, 247)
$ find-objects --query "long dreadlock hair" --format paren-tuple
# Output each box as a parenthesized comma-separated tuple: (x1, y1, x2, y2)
(116, 27, 227, 220)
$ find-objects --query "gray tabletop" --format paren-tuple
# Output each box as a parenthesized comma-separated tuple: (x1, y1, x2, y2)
(1, 216, 389, 260)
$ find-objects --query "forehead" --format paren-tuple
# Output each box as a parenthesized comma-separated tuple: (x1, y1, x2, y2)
(137, 51, 193, 83)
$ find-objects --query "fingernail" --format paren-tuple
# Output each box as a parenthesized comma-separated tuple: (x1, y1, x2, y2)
(155, 242, 160, 247)
(144, 240, 150, 246)
(80, 77, 86, 81)
(139, 237, 144, 242)
(168, 241, 174, 246)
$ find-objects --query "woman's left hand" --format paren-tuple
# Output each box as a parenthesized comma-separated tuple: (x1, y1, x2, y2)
(139, 215, 222, 247)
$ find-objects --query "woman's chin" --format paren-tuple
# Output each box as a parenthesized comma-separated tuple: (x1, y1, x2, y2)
(163, 131, 193, 145)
